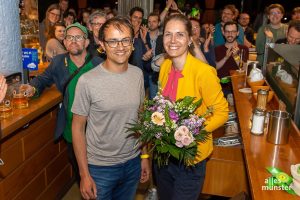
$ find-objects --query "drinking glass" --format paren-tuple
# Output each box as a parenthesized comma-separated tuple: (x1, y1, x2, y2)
(236, 49, 245, 73)
(0, 91, 13, 118)
(12, 84, 29, 109)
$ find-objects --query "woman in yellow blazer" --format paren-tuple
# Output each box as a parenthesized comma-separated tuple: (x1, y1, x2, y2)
(154, 14, 229, 200)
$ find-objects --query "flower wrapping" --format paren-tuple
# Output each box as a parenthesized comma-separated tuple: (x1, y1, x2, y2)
(127, 91, 212, 167)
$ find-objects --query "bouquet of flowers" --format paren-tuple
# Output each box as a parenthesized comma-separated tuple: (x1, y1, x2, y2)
(127, 91, 212, 167)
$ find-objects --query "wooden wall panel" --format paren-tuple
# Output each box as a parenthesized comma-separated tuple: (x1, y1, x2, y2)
(14, 171, 46, 200)
(202, 158, 249, 197)
(23, 112, 55, 159)
(1, 141, 59, 199)
(38, 165, 72, 200)
(202, 144, 249, 197)
(46, 148, 69, 185)
(0, 140, 23, 178)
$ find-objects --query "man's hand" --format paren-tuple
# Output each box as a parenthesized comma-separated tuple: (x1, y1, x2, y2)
(19, 84, 35, 97)
(142, 49, 153, 61)
(264, 27, 273, 39)
(140, 158, 150, 183)
(225, 47, 233, 59)
(231, 46, 240, 57)
(80, 175, 97, 200)
(140, 25, 148, 42)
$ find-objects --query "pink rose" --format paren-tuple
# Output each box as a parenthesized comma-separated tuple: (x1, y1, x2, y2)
(175, 141, 184, 148)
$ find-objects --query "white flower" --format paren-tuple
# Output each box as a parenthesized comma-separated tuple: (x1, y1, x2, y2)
(151, 112, 165, 126)
(174, 126, 189, 141)
(177, 126, 189, 135)
(181, 133, 194, 146)
(175, 141, 184, 148)
(174, 130, 184, 141)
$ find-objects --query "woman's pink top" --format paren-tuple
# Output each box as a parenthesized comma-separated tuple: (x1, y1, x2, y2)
(162, 66, 183, 101)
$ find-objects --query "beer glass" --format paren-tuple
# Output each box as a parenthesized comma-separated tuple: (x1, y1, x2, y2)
(12, 84, 29, 109)
(0, 91, 13, 118)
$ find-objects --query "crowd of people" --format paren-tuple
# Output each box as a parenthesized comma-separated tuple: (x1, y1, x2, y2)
(1, 0, 300, 200)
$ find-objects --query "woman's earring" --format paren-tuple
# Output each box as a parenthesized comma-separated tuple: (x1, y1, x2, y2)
(132, 46, 135, 51)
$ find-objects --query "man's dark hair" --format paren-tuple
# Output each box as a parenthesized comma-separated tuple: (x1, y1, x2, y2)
(129, 7, 144, 17)
(292, 7, 300, 15)
(223, 21, 239, 31)
(147, 12, 160, 22)
(288, 20, 300, 32)
(99, 16, 134, 41)
(63, 11, 75, 19)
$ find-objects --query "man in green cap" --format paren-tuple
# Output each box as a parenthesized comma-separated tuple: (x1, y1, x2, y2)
(21, 22, 103, 183)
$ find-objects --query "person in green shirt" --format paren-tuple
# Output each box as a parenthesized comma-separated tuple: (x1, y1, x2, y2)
(256, 4, 288, 66)
(22, 22, 103, 183)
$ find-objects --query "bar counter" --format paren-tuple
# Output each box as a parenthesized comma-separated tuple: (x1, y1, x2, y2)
(231, 73, 300, 200)
(1, 86, 61, 139)
(0, 87, 73, 199)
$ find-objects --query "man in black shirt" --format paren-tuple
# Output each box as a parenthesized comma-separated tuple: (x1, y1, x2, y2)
(238, 13, 255, 48)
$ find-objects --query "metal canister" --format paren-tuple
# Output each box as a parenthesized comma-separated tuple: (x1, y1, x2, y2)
(251, 108, 266, 135)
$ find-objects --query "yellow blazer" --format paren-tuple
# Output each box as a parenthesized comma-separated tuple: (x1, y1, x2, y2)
(159, 53, 229, 163)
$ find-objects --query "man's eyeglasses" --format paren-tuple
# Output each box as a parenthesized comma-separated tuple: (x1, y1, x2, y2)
(91, 22, 104, 27)
(49, 12, 60, 17)
(224, 30, 238, 34)
(104, 38, 132, 48)
(270, 11, 282, 16)
(65, 35, 86, 42)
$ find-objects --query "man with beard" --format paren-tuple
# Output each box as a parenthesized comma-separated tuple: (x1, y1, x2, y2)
(21, 22, 103, 183)
(238, 13, 255, 48)
(214, 4, 244, 47)
(215, 21, 249, 79)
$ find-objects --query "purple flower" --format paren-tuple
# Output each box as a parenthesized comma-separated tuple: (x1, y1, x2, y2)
(169, 110, 179, 122)
(149, 106, 157, 111)
(193, 127, 199, 135)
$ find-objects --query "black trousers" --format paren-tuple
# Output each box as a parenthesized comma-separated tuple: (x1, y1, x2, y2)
(66, 142, 80, 184)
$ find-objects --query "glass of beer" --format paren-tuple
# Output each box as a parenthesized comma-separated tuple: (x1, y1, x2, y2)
(12, 84, 29, 109)
(0, 92, 13, 119)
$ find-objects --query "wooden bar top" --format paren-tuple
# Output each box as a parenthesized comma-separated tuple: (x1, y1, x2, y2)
(1, 86, 62, 140)
(231, 72, 300, 200)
